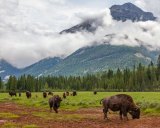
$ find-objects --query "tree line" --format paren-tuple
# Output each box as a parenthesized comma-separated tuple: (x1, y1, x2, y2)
(1, 56, 160, 92)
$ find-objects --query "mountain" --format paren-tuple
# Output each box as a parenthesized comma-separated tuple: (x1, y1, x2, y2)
(60, 20, 98, 34)
(0, 57, 62, 80)
(110, 2, 156, 22)
(19, 57, 62, 77)
(0, 3, 158, 78)
(60, 19, 102, 34)
(60, 3, 156, 34)
(44, 44, 159, 76)
(0, 59, 19, 80)
(1, 45, 159, 78)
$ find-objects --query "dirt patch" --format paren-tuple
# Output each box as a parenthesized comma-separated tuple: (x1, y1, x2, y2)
(0, 102, 159, 128)
(0, 120, 7, 124)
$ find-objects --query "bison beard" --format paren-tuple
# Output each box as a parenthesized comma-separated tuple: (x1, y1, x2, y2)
(101, 94, 140, 120)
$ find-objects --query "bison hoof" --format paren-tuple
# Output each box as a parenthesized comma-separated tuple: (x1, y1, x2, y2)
(124, 117, 129, 121)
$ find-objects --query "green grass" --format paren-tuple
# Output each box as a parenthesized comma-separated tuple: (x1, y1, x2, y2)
(22, 124, 39, 128)
(0, 92, 160, 114)
(32, 112, 96, 121)
(33, 112, 81, 121)
(1, 122, 38, 128)
(1, 122, 20, 128)
(0, 113, 19, 119)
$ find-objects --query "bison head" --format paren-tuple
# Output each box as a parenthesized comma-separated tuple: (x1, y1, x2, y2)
(129, 107, 140, 119)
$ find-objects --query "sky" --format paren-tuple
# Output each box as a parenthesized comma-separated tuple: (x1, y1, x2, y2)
(0, 0, 159, 68)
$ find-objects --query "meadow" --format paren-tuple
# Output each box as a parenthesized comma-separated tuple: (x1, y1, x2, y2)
(0, 92, 160, 115)
(0, 92, 160, 128)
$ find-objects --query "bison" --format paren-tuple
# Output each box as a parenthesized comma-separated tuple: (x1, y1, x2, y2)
(43, 91, 47, 98)
(49, 95, 62, 113)
(72, 91, 77, 96)
(9, 91, 17, 97)
(101, 94, 140, 120)
(66, 91, 69, 96)
(26, 91, 31, 99)
(48, 91, 53, 96)
(93, 91, 97, 95)
(19, 92, 21, 97)
(63, 92, 66, 99)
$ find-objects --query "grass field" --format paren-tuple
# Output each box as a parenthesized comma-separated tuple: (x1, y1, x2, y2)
(0, 92, 160, 114)
(0, 92, 160, 128)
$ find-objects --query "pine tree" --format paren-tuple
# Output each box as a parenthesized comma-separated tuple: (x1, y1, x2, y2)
(0, 77, 3, 90)
(156, 55, 160, 80)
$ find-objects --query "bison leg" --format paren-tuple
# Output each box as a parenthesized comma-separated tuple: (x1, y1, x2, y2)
(49, 104, 53, 112)
(54, 107, 58, 113)
(119, 111, 123, 120)
(103, 108, 108, 119)
(121, 107, 128, 121)
(50, 107, 52, 112)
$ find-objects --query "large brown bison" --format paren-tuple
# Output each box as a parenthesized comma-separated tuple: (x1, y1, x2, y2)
(9, 91, 17, 97)
(49, 95, 62, 113)
(43, 91, 47, 98)
(101, 94, 140, 120)
(26, 91, 31, 99)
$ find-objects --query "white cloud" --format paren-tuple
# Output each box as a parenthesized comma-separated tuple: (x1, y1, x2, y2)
(134, 0, 160, 18)
(0, 0, 159, 68)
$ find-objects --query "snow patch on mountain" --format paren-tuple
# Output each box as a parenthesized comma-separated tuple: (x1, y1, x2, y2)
(134, 53, 151, 61)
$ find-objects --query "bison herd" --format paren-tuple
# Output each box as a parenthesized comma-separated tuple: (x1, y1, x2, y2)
(8, 90, 140, 120)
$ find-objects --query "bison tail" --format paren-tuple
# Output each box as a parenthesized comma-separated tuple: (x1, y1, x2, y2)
(100, 99, 104, 104)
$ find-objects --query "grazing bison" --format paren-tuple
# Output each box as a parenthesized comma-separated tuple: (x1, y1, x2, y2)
(93, 91, 97, 95)
(72, 91, 77, 96)
(19, 92, 21, 97)
(49, 95, 62, 113)
(43, 91, 47, 98)
(48, 91, 53, 96)
(66, 91, 69, 96)
(26, 91, 31, 99)
(101, 94, 140, 120)
(63, 92, 66, 99)
(9, 91, 17, 97)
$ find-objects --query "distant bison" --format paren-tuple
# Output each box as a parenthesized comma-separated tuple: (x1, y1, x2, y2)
(49, 95, 62, 113)
(26, 91, 31, 99)
(9, 91, 17, 97)
(63, 92, 66, 99)
(48, 91, 53, 96)
(19, 92, 21, 97)
(93, 91, 97, 95)
(43, 91, 47, 98)
(72, 91, 77, 96)
(101, 94, 140, 120)
(66, 91, 69, 96)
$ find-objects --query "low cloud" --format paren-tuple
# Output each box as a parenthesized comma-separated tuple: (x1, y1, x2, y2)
(135, 0, 160, 18)
(0, 0, 159, 68)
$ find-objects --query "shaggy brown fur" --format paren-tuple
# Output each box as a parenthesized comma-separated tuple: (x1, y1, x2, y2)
(101, 94, 140, 120)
